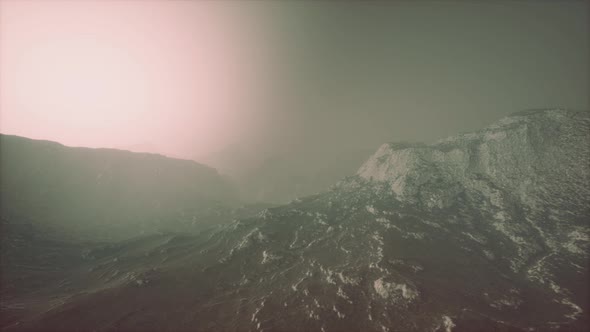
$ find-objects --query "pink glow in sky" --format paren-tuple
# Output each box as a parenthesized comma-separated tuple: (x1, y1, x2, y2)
(0, 0, 276, 159)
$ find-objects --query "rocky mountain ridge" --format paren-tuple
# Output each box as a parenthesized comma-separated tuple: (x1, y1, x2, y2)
(1, 109, 588, 331)
(358, 109, 589, 210)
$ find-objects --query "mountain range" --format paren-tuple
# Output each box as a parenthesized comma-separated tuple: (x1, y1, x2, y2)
(0, 109, 588, 331)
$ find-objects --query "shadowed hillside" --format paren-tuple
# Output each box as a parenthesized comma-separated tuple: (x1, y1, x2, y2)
(0, 135, 238, 241)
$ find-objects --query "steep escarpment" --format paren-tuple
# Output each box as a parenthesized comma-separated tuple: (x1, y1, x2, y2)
(358, 110, 590, 264)
(356, 109, 590, 325)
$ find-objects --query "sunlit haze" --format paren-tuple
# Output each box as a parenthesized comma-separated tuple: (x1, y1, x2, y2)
(0, 0, 279, 159)
(1, 1, 588, 171)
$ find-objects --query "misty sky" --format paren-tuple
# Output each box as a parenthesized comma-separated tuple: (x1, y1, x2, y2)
(1, 0, 588, 170)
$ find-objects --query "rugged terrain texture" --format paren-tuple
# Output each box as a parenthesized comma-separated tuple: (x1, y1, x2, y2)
(358, 109, 590, 277)
(1, 109, 588, 331)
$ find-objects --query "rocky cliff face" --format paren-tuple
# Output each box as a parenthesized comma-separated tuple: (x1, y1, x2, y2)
(357, 109, 589, 267)
(358, 109, 590, 211)
(2, 110, 588, 332)
(356, 109, 590, 323)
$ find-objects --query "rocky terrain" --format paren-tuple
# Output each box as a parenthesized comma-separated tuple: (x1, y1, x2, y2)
(1, 109, 588, 331)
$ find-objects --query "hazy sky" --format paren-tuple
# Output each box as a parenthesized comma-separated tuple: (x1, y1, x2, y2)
(1, 0, 588, 168)
(275, 1, 589, 157)
(0, 1, 283, 158)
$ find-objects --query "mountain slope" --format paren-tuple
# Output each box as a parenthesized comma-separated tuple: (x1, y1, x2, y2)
(2, 109, 588, 331)
(0, 134, 238, 240)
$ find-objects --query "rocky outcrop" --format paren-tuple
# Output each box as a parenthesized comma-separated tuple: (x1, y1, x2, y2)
(354, 109, 590, 328)
(358, 109, 590, 211)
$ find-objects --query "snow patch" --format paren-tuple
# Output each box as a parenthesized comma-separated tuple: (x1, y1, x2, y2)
(442, 315, 455, 332)
(562, 298, 583, 320)
(261, 250, 280, 264)
(337, 271, 360, 285)
(462, 232, 486, 244)
(332, 305, 345, 319)
(563, 229, 589, 254)
(373, 278, 418, 301)
(337, 286, 352, 303)
(402, 232, 425, 240)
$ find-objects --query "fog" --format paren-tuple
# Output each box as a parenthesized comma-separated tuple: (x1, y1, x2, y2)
(1, 0, 588, 201)
(269, 1, 589, 154)
(1, 2, 589, 330)
(0, 1, 282, 159)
